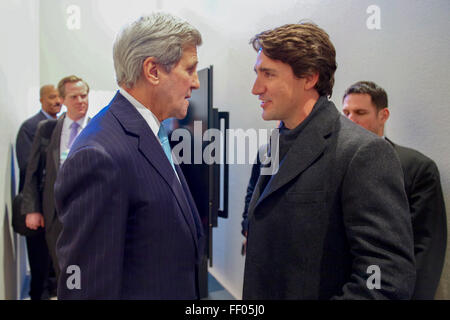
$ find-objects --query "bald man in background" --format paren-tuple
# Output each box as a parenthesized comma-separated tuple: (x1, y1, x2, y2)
(342, 81, 447, 299)
(16, 85, 61, 191)
(15, 84, 61, 300)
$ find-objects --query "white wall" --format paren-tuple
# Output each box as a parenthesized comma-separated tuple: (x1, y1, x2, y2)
(37, 0, 450, 299)
(0, 0, 40, 299)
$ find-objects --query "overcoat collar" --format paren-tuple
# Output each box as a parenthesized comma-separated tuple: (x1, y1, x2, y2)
(249, 97, 340, 213)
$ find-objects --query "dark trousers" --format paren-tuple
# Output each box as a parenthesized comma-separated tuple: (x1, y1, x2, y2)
(45, 218, 62, 281)
(26, 232, 51, 300)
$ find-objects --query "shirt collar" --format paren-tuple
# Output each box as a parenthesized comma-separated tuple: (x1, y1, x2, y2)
(40, 109, 55, 119)
(119, 87, 160, 137)
(65, 114, 87, 129)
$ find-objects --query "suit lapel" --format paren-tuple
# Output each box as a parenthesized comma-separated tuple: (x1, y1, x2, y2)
(37, 111, 47, 121)
(50, 114, 65, 173)
(176, 165, 203, 238)
(250, 98, 339, 213)
(247, 174, 270, 216)
(137, 123, 199, 247)
(109, 92, 199, 246)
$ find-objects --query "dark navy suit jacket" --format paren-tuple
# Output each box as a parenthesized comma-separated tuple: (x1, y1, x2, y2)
(16, 111, 48, 192)
(54, 92, 204, 299)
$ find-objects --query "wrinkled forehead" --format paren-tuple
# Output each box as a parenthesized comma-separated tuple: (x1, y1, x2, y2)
(178, 45, 199, 64)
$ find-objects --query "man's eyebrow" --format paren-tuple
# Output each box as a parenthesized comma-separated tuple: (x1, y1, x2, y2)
(254, 66, 276, 73)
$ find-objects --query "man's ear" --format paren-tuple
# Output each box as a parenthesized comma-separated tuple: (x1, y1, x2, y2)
(142, 57, 159, 85)
(304, 71, 319, 90)
(379, 108, 390, 124)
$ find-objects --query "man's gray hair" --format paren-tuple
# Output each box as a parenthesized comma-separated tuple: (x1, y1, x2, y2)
(113, 12, 202, 89)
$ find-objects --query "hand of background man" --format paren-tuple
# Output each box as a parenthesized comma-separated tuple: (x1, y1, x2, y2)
(26, 212, 45, 230)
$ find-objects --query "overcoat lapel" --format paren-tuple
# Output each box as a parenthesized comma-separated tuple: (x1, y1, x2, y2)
(250, 98, 340, 214)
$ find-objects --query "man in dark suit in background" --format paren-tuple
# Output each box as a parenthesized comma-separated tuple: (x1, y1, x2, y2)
(54, 12, 204, 299)
(15, 84, 61, 300)
(243, 23, 416, 299)
(16, 85, 61, 192)
(342, 81, 447, 299)
(22, 75, 90, 281)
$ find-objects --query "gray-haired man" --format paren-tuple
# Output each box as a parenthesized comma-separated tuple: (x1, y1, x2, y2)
(54, 13, 204, 299)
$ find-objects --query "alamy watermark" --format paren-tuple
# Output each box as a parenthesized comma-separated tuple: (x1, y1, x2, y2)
(66, 265, 81, 290)
(168, 121, 279, 176)
(366, 265, 381, 290)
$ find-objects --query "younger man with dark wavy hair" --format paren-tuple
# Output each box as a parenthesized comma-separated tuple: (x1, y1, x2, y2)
(243, 22, 416, 300)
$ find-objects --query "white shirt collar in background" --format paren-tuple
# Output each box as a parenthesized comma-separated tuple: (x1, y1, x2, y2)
(41, 109, 55, 119)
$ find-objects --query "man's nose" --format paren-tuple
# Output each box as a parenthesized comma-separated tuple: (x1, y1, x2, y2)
(347, 113, 359, 123)
(192, 72, 200, 89)
(252, 77, 264, 96)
